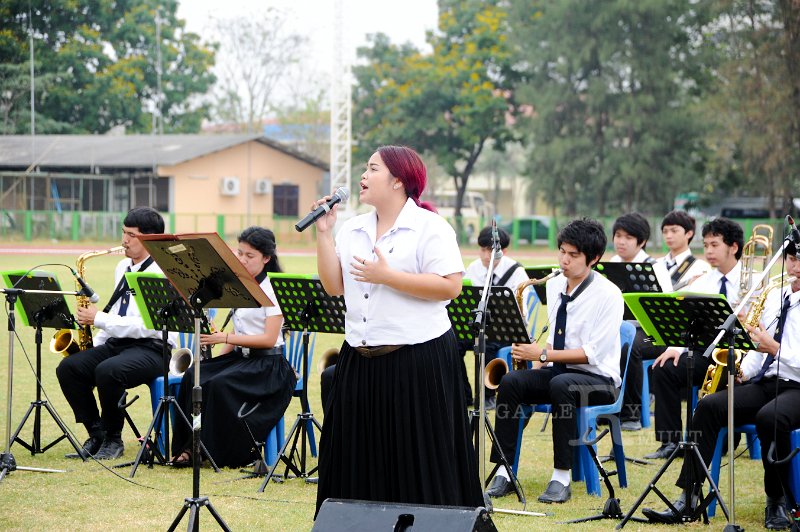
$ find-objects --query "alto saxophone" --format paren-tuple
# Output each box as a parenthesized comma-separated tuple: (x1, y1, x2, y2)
(699, 273, 794, 398)
(50, 246, 125, 356)
(483, 268, 561, 389)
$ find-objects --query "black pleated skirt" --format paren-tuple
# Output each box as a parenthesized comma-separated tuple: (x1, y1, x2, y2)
(315, 329, 483, 516)
(172, 350, 297, 468)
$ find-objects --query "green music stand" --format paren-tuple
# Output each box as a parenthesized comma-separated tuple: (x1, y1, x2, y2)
(618, 293, 754, 528)
(258, 273, 345, 491)
(2, 270, 83, 458)
(122, 272, 217, 478)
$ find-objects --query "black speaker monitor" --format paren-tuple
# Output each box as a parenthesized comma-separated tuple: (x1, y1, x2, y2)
(313, 499, 497, 532)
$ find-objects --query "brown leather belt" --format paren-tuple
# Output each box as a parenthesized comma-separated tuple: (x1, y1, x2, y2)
(354, 345, 406, 358)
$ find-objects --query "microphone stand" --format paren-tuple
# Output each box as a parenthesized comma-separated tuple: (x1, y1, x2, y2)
(471, 225, 544, 517)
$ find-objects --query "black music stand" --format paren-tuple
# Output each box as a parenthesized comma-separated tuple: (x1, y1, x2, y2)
(596, 262, 662, 320)
(122, 272, 218, 478)
(448, 285, 541, 514)
(2, 271, 85, 458)
(617, 293, 754, 528)
(258, 274, 345, 491)
(140, 232, 269, 532)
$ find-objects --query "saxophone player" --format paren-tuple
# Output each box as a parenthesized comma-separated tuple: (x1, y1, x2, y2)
(644, 240, 800, 530)
(485, 218, 624, 503)
(56, 207, 177, 460)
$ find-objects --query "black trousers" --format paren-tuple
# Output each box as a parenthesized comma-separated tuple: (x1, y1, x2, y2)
(490, 366, 616, 471)
(56, 338, 164, 435)
(321, 363, 335, 418)
(621, 326, 667, 422)
(676, 378, 800, 500)
(651, 350, 713, 444)
(459, 340, 504, 402)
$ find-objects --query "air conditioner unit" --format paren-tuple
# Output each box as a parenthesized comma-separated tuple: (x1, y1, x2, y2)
(220, 176, 240, 196)
(254, 179, 272, 195)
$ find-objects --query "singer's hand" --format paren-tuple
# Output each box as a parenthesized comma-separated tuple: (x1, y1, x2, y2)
(351, 247, 392, 284)
(312, 192, 339, 233)
(76, 305, 98, 326)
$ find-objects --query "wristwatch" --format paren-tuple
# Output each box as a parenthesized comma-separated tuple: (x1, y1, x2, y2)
(539, 348, 548, 363)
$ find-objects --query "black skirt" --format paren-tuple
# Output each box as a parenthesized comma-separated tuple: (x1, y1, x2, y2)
(172, 349, 297, 468)
(315, 329, 483, 515)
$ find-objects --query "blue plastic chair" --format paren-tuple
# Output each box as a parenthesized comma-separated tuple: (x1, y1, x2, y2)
(508, 321, 636, 496)
(641, 358, 655, 428)
(275, 329, 318, 458)
(148, 331, 195, 455)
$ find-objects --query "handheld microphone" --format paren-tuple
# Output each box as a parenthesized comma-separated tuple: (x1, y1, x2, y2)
(75, 275, 101, 304)
(787, 215, 800, 245)
(295, 187, 350, 232)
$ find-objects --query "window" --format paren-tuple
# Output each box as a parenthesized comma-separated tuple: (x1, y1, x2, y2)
(273, 184, 299, 216)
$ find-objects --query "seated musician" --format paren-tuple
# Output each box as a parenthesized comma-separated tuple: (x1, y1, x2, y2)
(645, 217, 744, 459)
(620, 210, 710, 431)
(609, 212, 656, 264)
(56, 207, 178, 460)
(644, 240, 800, 530)
(485, 218, 623, 503)
(171, 227, 296, 468)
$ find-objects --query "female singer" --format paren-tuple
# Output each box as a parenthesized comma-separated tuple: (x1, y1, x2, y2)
(171, 226, 296, 468)
(313, 145, 483, 514)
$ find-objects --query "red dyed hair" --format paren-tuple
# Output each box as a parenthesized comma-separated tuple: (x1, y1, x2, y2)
(377, 145, 436, 212)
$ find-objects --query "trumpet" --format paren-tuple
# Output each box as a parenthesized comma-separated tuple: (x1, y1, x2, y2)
(484, 269, 561, 389)
(169, 347, 194, 377)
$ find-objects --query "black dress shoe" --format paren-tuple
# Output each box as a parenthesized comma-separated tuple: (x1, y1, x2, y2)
(537, 480, 571, 504)
(644, 442, 678, 460)
(486, 476, 514, 498)
(642, 491, 699, 524)
(765, 502, 792, 530)
(94, 437, 124, 460)
(65, 434, 104, 459)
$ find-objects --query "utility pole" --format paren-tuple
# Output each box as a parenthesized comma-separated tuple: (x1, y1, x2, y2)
(329, 0, 352, 211)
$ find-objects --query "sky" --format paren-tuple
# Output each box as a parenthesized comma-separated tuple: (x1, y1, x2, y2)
(177, 0, 439, 77)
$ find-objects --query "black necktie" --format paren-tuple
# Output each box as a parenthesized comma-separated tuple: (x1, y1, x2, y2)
(751, 295, 791, 383)
(665, 259, 676, 271)
(553, 293, 572, 351)
(118, 265, 132, 316)
(719, 275, 728, 298)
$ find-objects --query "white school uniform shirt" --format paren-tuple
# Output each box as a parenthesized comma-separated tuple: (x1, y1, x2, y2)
(545, 272, 624, 387)
(336, 198, 465, 347)
(230, 276, 285, 351)
(664, 262, 743, 352)
(93, 257, 179, 348)
(655, 249, 710, 292)
(609, 249, 652, 264)
(465, 255, 530, 318)
(740, 286, 800, 384)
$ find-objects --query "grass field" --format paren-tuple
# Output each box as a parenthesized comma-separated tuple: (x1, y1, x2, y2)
(0, 244, 779, 531)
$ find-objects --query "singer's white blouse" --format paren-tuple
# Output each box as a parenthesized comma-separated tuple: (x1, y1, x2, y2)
(335, 198, 465, 347)
(93, 257, 179, 348)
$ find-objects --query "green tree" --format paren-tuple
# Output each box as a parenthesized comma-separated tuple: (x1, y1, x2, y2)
(351, 0, 517, 239)
(703, 0, 800, 216)
(508, 0, 714, 217)
(0, 0, 215, 134)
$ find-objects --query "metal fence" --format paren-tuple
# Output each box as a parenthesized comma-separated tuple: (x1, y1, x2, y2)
(0, 210, 316, 246)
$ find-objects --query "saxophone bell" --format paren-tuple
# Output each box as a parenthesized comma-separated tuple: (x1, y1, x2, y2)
(169, 347, 194, 377)
(483, 268, 561, 390)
